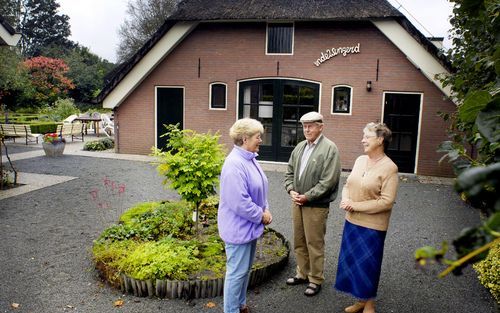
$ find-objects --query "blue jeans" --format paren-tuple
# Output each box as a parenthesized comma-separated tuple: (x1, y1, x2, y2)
(224, 240, 257, 313)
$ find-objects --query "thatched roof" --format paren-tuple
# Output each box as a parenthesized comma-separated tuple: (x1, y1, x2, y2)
(0, 14, 21, 46)
(96, 0, 450, 105)
(0, 15, 17, 35)
(170, 0, 402, 20)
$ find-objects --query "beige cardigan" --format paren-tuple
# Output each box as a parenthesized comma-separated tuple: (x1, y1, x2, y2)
(342, 155, 399, 231)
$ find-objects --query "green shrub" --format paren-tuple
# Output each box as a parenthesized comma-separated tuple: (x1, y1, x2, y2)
(29, 122, 60, 134)
(93, 200, 223, 281)
(119, 201, 160, 224)
(97, 201, 194, 242)
(473, 240, 500, 303)
(93, 201, 287, 282)
(116, 238, 200, 281)
(152, 125, 226, 234)
(84, 140, 106, 151)
(83, 138, 114, 151)
(40, 98, 80, 122)
(101, 137, 114, 149)
(0, 113, 42, 124)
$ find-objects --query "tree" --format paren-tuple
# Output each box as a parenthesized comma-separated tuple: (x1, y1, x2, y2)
(153, 124, 226, 235)
(23, 56, 74, 107)
(416, 0, 499, 277)
(61, 45, 115, 105)
(0, 0, 21, 26)
(19, 0, 74, 57)
(0, 46, 34, 110)
(117, 0, 179, 63)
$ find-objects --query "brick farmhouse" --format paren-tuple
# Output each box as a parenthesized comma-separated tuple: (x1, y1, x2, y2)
(97, 0, 456, 177)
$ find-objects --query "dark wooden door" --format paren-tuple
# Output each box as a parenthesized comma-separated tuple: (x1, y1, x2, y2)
(239, 79, 319, 161)
(156, 87, 183, 150)
(383, 93, 421, 173)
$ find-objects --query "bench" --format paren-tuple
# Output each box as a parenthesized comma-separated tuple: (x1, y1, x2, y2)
(56, 123, 86, 142)
(0, 124, 42, 145)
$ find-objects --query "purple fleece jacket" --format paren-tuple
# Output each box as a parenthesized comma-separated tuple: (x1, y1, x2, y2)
(218, 145, 269, 244)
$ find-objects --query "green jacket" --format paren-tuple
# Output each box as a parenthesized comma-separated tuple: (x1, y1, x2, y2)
(284, 135, 341, 208)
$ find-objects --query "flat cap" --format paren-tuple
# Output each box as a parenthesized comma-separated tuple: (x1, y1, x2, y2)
(300, 111, 323, 123)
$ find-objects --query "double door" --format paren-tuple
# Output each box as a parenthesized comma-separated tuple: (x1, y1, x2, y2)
(239, 79, 320, 162)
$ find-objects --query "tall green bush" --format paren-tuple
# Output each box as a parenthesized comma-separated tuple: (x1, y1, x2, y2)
(40, 98, 79, 122)
(152, 124, 226, 234)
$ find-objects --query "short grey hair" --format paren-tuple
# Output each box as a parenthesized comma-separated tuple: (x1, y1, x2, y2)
(230, 118, 264, 146)
(364, 122, 392, 150)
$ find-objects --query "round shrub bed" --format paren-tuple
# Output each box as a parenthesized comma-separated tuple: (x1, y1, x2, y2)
(93, 200, 290, 299)
(83, 137, 114, 151)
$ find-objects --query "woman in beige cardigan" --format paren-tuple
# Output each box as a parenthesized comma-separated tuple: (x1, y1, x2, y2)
(334, 122, 399, 313)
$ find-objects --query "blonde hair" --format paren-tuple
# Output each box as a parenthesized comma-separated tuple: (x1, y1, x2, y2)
(364, 122, 392, 150)
(230, 118, 264, 146)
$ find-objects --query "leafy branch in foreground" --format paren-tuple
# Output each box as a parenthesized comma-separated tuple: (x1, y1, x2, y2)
(416, 0, 499, 281)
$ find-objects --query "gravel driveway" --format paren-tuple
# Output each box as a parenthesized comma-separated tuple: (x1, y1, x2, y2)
(0, 143, 497, 313)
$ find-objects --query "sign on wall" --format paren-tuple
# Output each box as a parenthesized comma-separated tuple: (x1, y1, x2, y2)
(313, 43, 360, 67)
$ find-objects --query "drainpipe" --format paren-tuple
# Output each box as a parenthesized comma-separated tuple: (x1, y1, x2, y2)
(113, 109, 119, 153)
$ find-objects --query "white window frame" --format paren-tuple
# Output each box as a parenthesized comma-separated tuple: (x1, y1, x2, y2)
(331, 85, 353, 115)
(265, 22, 294, 55)
(209, 82, 228, 110)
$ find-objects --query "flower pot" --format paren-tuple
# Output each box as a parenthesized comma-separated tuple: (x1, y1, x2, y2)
(42, 142, 65, 157)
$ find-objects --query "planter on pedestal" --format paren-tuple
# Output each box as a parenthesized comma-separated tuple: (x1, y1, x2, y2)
(42, 142, 65, 157)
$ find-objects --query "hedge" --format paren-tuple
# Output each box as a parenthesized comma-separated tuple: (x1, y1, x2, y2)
(29, 122, 60, 134)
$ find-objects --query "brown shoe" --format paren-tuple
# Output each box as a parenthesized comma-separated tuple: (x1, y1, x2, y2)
(240, 304, 250, 313)
(345, 302, 365, 313)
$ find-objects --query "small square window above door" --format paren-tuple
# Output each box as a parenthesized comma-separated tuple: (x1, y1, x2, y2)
(266, 23, 294, 54)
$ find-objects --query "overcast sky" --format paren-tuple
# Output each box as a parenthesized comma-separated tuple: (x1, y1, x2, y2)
(57, 0, 454, 63)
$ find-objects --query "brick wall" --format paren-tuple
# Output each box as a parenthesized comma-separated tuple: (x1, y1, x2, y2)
(115, 21, 455, 176)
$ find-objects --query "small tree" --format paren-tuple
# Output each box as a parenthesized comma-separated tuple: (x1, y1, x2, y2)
(23, 56, 75, 107)
(152, 124, 226, 234)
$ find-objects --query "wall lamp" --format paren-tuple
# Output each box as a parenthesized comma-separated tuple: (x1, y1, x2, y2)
(366, 81, 372, 92)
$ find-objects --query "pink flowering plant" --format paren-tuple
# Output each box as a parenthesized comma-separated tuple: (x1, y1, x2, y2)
(43, 133, 66, 144)
(89, 176, 127, 224)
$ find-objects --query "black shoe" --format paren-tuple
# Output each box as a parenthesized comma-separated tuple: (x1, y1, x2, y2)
(304, 283, 321, 296)
(286, 276, 309, 285)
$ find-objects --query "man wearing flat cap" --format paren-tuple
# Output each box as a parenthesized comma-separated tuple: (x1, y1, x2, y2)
(284, 111, 341, 297)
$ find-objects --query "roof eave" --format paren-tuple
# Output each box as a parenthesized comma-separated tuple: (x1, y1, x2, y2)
(0, 16, 21, 46)
(99, 21, 199, 109)
(371, 17, 454, 101)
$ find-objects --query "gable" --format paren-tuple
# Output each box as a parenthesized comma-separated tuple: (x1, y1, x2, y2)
(103, 22, 198, 109)
(0, 15, 21, 46)
(98, 0, 453, 107)
(372, 19, 452, 98)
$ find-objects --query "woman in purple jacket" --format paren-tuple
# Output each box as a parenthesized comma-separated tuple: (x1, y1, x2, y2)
(218, 118, 273, 313)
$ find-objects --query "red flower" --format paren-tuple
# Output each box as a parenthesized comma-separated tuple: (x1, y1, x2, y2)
(43, 133, 66, 144)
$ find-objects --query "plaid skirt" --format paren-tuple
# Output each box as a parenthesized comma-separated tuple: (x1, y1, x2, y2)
(334, 220, 387, 300)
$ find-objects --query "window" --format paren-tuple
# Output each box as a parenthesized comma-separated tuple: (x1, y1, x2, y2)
(266, 23, 293, 54)
(210, 83, 227, 109)
(332, 85, 352, 114)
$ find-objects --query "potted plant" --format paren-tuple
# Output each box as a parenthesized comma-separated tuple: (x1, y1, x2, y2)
(42, 133, 66, 157)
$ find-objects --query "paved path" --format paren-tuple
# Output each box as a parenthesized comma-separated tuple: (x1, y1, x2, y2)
(0, 137, 497, 313)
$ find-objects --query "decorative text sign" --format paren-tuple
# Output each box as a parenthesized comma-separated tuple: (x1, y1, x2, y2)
(313, 43, 360, 67)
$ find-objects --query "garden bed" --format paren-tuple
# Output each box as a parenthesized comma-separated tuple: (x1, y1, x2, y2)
(93, 200, 290, 299)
